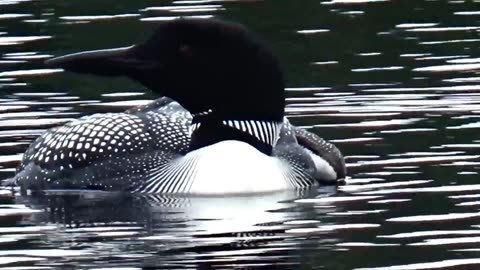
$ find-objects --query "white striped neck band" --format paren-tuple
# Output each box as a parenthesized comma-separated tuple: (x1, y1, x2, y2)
(190, 120, 282, 146)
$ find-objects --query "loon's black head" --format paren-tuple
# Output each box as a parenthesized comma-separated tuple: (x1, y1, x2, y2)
(46, 19, 285, 122)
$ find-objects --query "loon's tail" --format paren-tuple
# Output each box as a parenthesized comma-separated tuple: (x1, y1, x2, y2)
(0, 177, 16, 200)
(1, 177, 16, 187)
(293, 127, 347, 184)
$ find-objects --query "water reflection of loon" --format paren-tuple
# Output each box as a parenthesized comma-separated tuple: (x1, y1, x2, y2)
(10, 19, 346, 194)
(18, 188, 337, 267)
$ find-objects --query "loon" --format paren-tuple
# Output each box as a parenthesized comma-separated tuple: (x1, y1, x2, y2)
(10, 19, 346, 194)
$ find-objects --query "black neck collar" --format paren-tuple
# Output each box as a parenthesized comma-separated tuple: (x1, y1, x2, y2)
(189, 115, 282, 155)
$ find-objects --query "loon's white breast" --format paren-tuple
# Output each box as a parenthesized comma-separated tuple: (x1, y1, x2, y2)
(136, 140, 294, 194)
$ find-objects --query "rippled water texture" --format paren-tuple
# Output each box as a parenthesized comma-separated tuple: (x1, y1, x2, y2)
(1, 0, 480, 269)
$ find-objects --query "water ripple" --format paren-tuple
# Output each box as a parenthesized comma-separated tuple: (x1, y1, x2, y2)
(60, 14, 140, 21)
(0, 36, 51, 46)
(322, 0, 390, 5)
(295, 195, 382, 204)
(356, 258, 480, 270)
(0, 14, 32, 20)
(388, 213, 480, 222)
(0, 69, 63, 77)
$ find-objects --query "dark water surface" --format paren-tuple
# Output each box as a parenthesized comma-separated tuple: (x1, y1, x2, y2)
(1, 0, 480, 269)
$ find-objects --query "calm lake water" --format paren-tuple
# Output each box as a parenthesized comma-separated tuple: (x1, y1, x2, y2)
(1, 0, 480, 269)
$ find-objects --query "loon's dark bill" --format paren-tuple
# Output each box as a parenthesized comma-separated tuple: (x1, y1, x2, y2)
(45, 46, 157, 77)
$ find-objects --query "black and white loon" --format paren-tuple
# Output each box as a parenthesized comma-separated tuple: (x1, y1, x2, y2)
(10, 19, 346, 194)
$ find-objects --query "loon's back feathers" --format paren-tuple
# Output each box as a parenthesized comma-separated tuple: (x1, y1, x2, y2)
(124, 96, 188, 117)
(12, 18, 347, 193)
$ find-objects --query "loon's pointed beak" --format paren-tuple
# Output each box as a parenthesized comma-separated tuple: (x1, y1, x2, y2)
(45, 46, 155, 77)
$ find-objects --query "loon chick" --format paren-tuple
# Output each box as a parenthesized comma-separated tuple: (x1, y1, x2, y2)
(11, 19, 346, 194)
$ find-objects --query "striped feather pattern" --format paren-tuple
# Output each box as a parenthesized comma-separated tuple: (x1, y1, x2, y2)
(222, 120, 281, 146)
(189, 122, 201, 134)
(189, 120, 281, 146)
(283, 164, 315, 188)
(139, 194, 191, 208)
(134, 153, 200, 193)
(280, 158, 315, 189)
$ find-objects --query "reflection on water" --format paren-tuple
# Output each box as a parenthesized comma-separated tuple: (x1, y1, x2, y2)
(1, 0, 480, 269)
(5, 189, 333, 268)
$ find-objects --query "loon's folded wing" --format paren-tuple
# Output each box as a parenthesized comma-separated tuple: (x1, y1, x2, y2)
(14, 98, 191, 191)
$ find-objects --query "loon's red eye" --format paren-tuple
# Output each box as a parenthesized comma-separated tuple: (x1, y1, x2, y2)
(179, 45, 193, 59)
